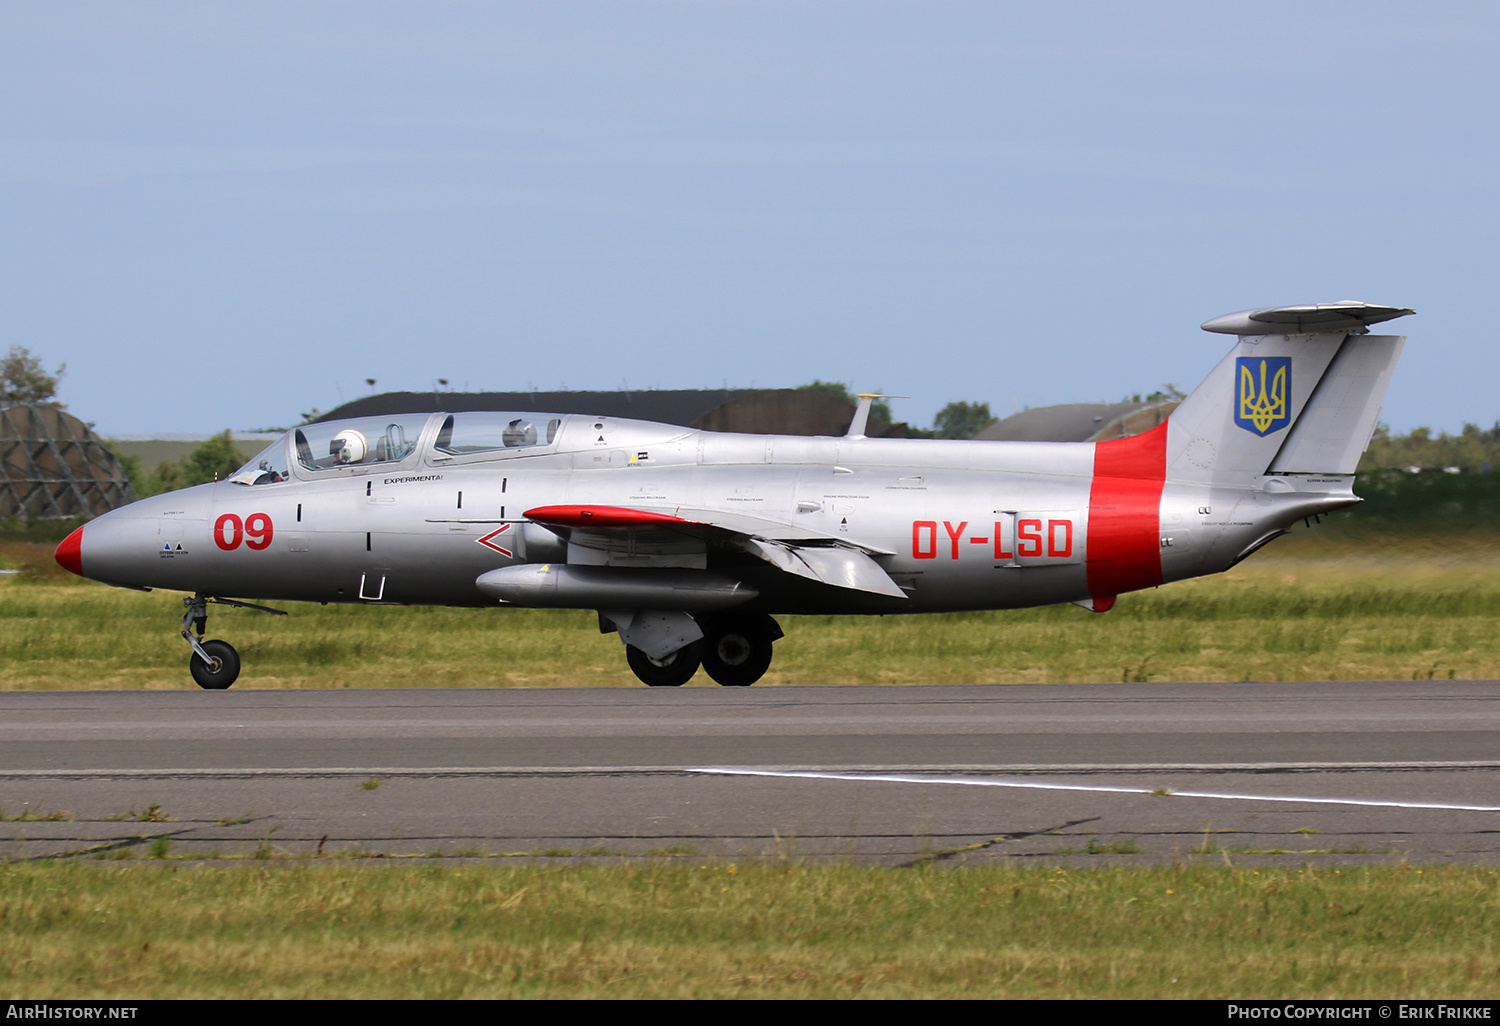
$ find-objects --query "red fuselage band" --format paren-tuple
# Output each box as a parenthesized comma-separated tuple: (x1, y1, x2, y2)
(1086, 421, 1167, 599)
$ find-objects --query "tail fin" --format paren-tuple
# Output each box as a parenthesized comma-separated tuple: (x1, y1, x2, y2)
(1166, 302, 1411, 483)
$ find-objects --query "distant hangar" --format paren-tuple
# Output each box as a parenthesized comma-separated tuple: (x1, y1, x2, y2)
(0, 404, 136, 519)
(314, 388, 895, 437)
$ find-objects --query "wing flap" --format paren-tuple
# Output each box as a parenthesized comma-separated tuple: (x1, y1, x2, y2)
(739, 537, 907, 599)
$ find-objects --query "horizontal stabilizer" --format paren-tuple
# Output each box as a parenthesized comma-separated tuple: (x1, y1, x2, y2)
(1202, 302, 1413, 336)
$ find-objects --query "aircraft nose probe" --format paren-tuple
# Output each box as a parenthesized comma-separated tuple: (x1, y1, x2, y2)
(55, 524, 84, 577)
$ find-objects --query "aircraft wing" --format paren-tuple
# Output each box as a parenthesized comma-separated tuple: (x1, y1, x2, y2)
(523, 504, 907, 599)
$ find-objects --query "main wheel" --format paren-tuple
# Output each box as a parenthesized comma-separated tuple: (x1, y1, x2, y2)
(626, 641, 702, 687)
(700, 615, 778, 687)
(190, 639, 241, 690)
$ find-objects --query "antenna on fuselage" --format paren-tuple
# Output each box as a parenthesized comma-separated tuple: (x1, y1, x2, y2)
(845, 394, 907, 440)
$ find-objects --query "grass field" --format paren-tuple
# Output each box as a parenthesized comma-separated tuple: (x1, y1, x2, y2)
(2, 531, 1497, 689)
(1, 862, 1496, 999)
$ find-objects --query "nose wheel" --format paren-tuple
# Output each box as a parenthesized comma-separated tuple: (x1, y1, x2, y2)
(189, 640, 240, 690)
(179, 594, 285, 690)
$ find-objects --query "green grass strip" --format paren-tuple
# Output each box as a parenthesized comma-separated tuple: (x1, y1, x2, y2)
(1, 862, 1497, 998)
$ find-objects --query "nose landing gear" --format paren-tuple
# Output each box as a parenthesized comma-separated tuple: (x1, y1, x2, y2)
(180, 594, 285, 690)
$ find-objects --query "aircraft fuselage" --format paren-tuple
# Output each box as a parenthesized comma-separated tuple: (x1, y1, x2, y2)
(55, 301, 1411, 688)
(69, 416, 1352, 614)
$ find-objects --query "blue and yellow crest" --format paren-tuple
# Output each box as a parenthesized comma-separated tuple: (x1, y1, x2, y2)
(1234, 356, 1291, 436)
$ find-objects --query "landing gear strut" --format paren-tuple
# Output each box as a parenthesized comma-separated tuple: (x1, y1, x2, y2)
(182, 595, 237, 690)
(179, 594, 285, 690)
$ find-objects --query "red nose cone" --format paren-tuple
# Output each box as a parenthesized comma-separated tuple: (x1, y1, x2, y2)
(55, 525, 84, 577)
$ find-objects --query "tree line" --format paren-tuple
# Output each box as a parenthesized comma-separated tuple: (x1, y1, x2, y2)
(114, 432, 247, 500)
(1360, 422, 1500, 473)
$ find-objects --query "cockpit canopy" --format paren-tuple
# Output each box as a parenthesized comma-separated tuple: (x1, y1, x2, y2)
(433, 413, 561, 455)
(295, 415, 428, 471)
(226, 412, 570, 485)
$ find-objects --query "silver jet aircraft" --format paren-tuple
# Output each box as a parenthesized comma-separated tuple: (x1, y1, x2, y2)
(56, 302, 1411, 689)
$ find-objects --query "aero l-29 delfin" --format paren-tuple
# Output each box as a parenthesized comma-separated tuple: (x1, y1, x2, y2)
(57, 301, 1411, 689)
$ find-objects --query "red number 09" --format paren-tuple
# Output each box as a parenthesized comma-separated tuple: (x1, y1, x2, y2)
(214, 513, 274, 551)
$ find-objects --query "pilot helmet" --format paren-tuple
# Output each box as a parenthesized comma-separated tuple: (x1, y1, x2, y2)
(330, 429, 369, 465)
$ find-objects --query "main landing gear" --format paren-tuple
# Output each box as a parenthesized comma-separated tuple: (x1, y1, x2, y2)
(180, 594, 286, 690)
(625, 640, 703, 688)
(699, 613, 781, 687)
(622, 613, 784, 688)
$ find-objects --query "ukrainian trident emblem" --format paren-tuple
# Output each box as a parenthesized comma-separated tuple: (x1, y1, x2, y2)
(1234, 356, 1291, 436)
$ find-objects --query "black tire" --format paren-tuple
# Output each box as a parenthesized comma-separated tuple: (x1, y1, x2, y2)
(626, 641, 701, 687)
(190, 639, 240, 690)
(700, 615, 777, 687)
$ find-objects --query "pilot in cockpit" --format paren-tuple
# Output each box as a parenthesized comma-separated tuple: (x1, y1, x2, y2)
(502, 419, 537, 448)
(331, 429, 369, 465)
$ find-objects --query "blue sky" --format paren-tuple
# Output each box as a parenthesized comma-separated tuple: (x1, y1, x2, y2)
(2, 2, 1495, 435)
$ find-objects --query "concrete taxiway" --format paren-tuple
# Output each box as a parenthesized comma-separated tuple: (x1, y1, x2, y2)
(2, 682, 1497, 866)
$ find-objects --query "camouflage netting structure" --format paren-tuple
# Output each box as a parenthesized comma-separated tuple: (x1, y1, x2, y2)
(0, 404, 136, 519)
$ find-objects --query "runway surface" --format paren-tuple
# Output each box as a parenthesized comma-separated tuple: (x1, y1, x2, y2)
(3, 681, 1498, 866)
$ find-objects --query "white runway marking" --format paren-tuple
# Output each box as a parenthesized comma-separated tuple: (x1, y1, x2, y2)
(690, 768, 1500, 813)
